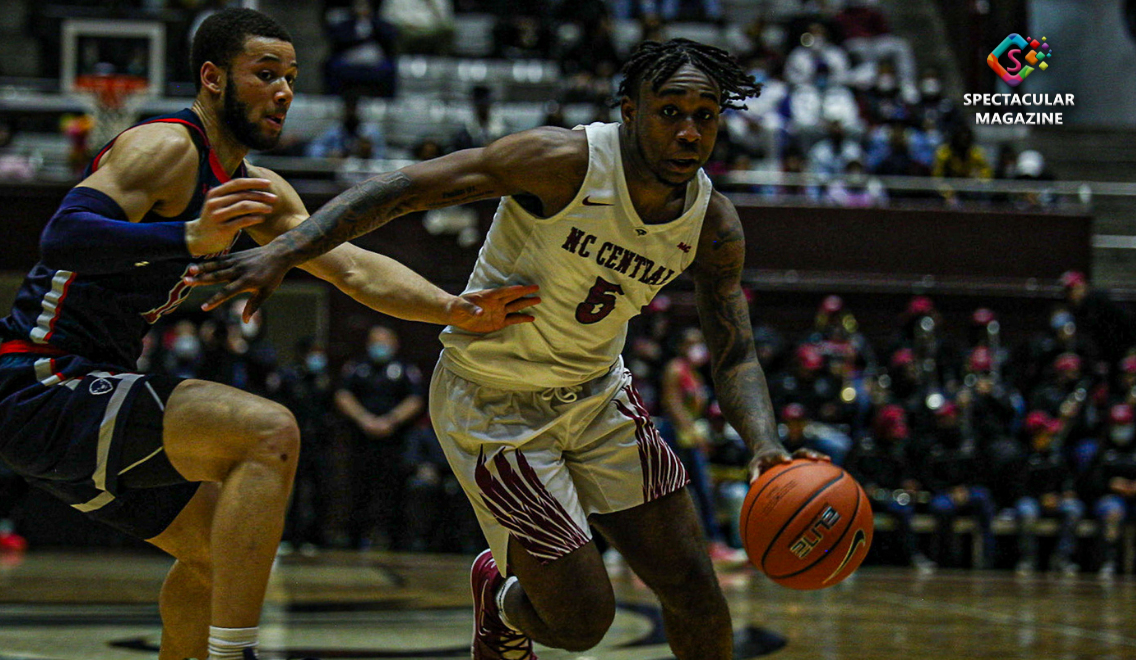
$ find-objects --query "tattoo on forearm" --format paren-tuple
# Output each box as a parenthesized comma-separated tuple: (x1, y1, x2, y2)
(430, 186, 490, 208)
(698, 279, 778, 451)
(441, 186, 477, 199)
(277, 171, 413, 262)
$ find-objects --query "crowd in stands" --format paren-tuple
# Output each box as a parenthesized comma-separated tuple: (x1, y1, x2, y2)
(623, 271, 1136, 576)
(299, 0, 1060, 209)
(0, 0, 1064, 208)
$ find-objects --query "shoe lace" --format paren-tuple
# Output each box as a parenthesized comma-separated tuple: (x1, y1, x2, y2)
(493, 627, 534, 660)
(481, 618, 534, 660)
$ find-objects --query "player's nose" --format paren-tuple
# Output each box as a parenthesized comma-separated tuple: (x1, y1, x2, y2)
(676, 117, 701, 143)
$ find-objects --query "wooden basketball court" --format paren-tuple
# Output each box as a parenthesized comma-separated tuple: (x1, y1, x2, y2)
(1, 549, 1134, 659)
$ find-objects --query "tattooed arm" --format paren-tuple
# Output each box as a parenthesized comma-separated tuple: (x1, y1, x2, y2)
(187, 126, 587, 319)
(689, 192, 827, 481)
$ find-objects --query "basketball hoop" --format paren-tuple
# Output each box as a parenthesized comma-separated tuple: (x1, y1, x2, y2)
(74, 73, 150, 150)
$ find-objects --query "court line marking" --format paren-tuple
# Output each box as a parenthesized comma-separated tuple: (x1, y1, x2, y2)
(869, 586, 1136, 647)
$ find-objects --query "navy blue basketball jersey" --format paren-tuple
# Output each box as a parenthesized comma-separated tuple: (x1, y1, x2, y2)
(0, 109, 248, 370)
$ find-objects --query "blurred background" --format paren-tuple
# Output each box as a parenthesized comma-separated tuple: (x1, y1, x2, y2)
(1, 0, 1136, 579)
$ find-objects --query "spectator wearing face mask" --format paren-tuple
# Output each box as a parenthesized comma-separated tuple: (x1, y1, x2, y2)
(159, 319, 205, 380)
(913, 67, 957, 133)
(834, 0, 917, 95)
(198, 299, 279, 397)
(335, 325, 425, 550)
(859, 59, 915, 125)
(659, 328, 747, 563)
(1082, 404, 1136, 577)
(274, 338, 338, 555)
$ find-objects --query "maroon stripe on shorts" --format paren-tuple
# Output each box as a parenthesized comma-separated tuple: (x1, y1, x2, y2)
(475, 447, 590, 564)
(614, 382, 689, 501)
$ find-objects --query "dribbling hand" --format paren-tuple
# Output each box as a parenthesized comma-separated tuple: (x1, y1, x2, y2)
(185, 178, 277, 257)
(748, 446, 830, 484)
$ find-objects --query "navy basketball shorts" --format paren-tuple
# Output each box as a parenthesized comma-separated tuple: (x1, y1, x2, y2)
(0, 354, 199, 540)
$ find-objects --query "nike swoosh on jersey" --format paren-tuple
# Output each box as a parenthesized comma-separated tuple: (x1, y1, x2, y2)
(582, 196, 613, 206)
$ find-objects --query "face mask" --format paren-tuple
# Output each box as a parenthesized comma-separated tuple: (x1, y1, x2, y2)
(172, 335, 201, 361)
(306, 353, 327, 373)
(1112, 425, 1135, 447)
(368, 343, 394, 363)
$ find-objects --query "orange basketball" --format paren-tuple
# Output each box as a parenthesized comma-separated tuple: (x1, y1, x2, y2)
(740, 459, 873, 590)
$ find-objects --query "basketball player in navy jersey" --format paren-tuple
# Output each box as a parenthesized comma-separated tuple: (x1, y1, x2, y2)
(0, 9, 536, 660)
(190, 39, 826, 660)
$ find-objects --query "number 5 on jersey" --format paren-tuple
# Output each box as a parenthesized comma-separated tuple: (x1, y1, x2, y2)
(576, 276, 624, 324)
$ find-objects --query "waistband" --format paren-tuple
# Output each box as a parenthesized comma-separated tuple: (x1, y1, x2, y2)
(439, 348, 622, 394)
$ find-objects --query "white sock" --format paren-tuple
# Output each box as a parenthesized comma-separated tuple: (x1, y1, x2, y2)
(207, 625, 258, 660)
(495, 576, 521, 632)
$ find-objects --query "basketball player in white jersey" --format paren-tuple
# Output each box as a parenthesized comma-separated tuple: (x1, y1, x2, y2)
(189, 38, 826, 660)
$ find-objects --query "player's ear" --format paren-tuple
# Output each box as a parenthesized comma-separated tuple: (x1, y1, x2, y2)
(620, 95, 636, 125)
(200, 61, 225, 96)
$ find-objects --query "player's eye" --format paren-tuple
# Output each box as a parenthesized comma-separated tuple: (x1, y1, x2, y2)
(661, 106, 678, 117)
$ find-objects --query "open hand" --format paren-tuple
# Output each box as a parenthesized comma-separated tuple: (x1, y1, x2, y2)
(447, 284, 541, 333)
(184, 243, 291, 319)
(186, 178, 276, 257)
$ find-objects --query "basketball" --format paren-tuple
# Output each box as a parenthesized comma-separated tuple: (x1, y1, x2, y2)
(740, 459, 874, 590)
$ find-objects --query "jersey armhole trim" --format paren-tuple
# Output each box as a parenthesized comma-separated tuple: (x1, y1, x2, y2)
(502, 125, 598, 226)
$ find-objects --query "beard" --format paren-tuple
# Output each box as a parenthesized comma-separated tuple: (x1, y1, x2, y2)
(223, 77, 280, 151)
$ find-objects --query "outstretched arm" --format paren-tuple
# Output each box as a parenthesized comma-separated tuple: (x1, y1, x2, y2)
(187, 127, 585, 317)
(233, 166, 540, 331)
(690, 192, 826, 481)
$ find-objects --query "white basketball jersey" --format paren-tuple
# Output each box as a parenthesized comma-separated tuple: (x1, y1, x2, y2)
(439, 122, 712, 389)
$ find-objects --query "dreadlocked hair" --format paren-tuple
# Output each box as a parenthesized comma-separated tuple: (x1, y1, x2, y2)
(616, 38, 761, 111)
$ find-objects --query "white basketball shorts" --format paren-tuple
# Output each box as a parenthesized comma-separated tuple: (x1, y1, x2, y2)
(429, 356, 689, 575)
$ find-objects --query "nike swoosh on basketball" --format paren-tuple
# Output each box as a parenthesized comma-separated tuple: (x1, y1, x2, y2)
(823, 528, 866, 584)
(582, 196, 613, 206)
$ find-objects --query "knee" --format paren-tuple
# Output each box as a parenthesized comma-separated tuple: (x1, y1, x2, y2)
(557, 607, 613, 652)
(244, 404, 300, 467)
